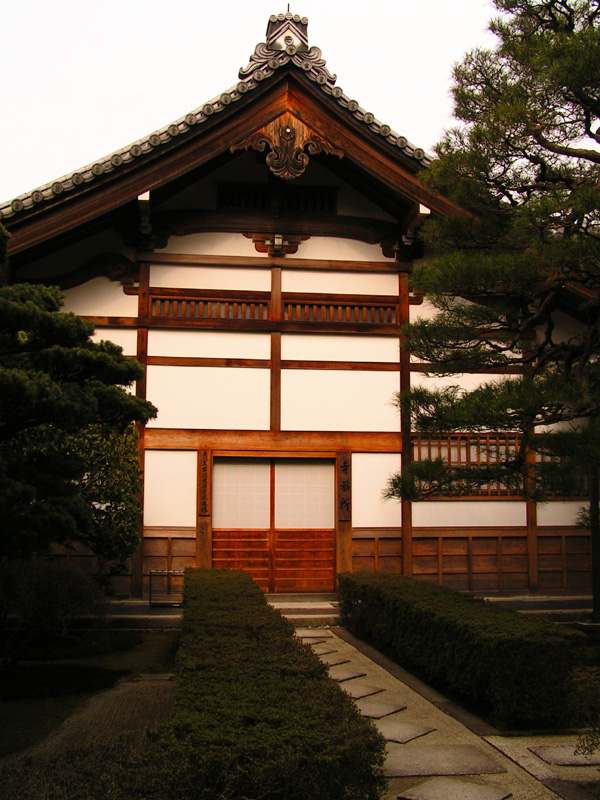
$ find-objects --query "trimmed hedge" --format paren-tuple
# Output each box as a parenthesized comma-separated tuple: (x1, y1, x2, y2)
(0, 569, 385, 799)
(162, 568, 385, 800)
(338, 572, 587, 728)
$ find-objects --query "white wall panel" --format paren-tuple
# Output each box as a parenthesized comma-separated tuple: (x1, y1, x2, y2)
(161, 232, 258, 257)
(286, 237, 393, 262)
(281, 369, 400, 431)
(92, 327, 138, 356)
(282, 269, 398, 296)
(537, 501, 581, 526)
(62, 277, 138, 317)
(150, 264, 270, 291)
(148, 330, 270, 359)
(282, 334, 399, 363)
(352, 453, 402, 527)
(143, 450, 197, 527)
(146, 366, 270, 429)
(412, 501, 527, 527)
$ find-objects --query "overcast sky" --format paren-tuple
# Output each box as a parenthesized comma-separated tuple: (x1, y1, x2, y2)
(1, 0, 497, 204)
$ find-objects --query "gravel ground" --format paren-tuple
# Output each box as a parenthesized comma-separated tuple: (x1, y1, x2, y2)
(23, 676, 174, 758)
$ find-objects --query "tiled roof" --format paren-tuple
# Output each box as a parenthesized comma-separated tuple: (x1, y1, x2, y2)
(0, 12, 431, 222)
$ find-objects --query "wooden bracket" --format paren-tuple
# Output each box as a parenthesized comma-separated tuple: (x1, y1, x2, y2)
(243, 232, 310, 256)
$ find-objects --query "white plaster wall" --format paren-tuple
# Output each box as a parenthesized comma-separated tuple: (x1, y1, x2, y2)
(143, 450, 197, 527)
(148, 330, 270, 359)
(282, 334, 399, 363)
(409, 297, 440, 323)
(352, 453, 402, 527)
(62, 277, 138, 317)
(411, 372, 509, 393)
(412, 501, 527, 527)
(150, 264, 270, 291)
(160, 232, 258, 257)
(537, 501, 582, 526)
(282, 269, 399, 296)
(92, 327, 138, 356)
(286, 238, 394, 263)
(281, 369, 400, 432)
(146, 365, 270, 429)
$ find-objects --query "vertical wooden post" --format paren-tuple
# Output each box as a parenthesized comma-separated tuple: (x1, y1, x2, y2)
(399, 270, 413, 576)
(271, 267, 282, 433)
(197, 450, 212, 568)
(131, 263, 150, 598)
(337, 452, 352, 576)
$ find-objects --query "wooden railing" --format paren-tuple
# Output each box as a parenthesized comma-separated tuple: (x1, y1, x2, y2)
(150, 294, 270, 321)
(148, 289, 400, 330)
(412, 433, 588, 498)
(412, 433, 522, 497)
(283, 297, 399, 325)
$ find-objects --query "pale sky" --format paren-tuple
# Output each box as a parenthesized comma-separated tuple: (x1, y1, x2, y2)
(1, 0, 496, 205)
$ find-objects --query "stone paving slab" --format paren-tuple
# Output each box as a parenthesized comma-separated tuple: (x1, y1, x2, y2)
(384, 744, 507, 777)
(375, 718, 435, 743)
(296, 628, 333, 638)
(328, 664, 367, 682)
(529, 744, 600, 766)
(319, 652, 351, 666)
(311, 643, 338, 655)
(398, 776, 512, 800)
(485, 734, 600, 784)
(357, 698, 408, 718)
(342, 681, 385, 699)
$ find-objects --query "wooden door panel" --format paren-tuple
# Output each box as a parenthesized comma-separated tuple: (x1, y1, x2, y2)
(212, 529, 270, 590)
(273, 529, 335, 592)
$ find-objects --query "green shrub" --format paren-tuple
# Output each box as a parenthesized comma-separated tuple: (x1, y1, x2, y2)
(0, 560, 108, 670)
(0, 569, 385, 799)
(163, 568, 385, 800)
(338, 572, 587, 728)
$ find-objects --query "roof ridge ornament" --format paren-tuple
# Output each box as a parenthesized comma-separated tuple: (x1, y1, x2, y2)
(266, 12, 309, 52)
(231, 112, 343, 180)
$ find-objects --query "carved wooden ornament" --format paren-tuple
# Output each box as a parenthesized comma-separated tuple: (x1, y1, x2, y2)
(232, 113, 343, 180)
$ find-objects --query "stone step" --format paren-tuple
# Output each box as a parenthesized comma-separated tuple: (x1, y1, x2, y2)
(266, 594, 340, 626)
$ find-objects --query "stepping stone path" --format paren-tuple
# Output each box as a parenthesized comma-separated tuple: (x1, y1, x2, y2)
(299, 628, 570, 800)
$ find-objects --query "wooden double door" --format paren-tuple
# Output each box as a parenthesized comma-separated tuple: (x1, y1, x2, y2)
(211, 458, 336, 592)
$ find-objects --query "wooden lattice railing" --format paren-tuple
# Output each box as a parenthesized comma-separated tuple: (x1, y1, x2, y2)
(148, 289, 400, 329)
(282, 298, 399, 325)
(150, 294, 270, 321)
(411, 433, 588, 498)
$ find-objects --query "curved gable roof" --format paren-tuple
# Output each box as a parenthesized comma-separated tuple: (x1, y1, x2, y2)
(0, 12, 431, 226)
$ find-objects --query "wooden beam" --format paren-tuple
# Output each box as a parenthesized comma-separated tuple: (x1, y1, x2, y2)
(144, 429, 403, 452)
(140, 252, 401, 272)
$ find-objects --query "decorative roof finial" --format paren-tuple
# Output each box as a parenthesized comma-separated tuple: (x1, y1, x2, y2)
(266, 12, 309, 52)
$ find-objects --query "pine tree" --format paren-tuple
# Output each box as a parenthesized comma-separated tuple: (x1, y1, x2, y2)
(384, 0, 600, 614)
(0, 265, 156, 561)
